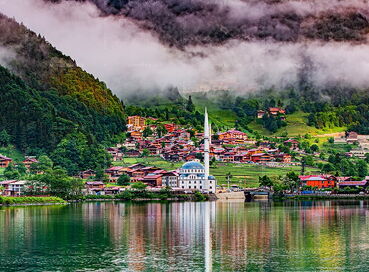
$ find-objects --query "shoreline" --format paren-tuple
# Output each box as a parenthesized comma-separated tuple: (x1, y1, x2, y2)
(3, 194, 369, 207)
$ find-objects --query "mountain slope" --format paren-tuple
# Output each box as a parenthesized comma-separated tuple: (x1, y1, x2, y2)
(0, 65, 124, 153)
(0, 13, 124, 117)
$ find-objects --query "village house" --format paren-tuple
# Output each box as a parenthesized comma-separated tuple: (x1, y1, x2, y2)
(251, 153, 272, 163)
(22, 157, 39, 169)
(130, 131, 143, 140)
(300, 175, 337, 189)
(104, 186, 122, 195)
(164, 123, 177, 133)
(125, 149, 141, 157)
(284, 139, 299, 150)
(257, 110, 266, 119)
(127, 116, 146, 131)
(218, 130, 248, 144)
(80, 169, 96, 179)
(0, 154, 12, 168)
(257, 107, 286, 120)
(0, 180, 17, 196)
(338, 180, 369, 189)
(1, 180, 28, 196)
(105, 166, 129, 182)
(345, 148, 368, 159)
(269, 107, 286, 116)
(85, 181, 105, 195)
(346, 131, 359, 144)
(161, 171, 179, 188)
(106, 147, 123, 161)
(142, 173, 163, 187)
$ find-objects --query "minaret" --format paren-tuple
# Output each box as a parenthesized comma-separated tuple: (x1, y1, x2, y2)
(204, 108, 210, 189)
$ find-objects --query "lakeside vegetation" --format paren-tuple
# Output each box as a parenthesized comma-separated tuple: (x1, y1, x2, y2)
(0, 196, 66, 205)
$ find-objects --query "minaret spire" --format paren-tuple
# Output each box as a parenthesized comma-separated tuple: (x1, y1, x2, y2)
(204, 108, 210, 190)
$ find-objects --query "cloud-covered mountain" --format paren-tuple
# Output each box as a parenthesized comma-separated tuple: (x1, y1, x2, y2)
(1, 0, 368, 97)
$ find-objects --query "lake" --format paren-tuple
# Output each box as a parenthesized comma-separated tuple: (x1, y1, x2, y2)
(1, 200, 369, 271)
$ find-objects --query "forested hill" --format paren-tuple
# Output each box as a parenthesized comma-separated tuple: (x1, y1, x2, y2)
(0, 65, 125, 154)
(0, 13, 124, 118)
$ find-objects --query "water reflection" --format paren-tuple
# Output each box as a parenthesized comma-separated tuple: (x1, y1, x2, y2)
(1, 200, 369, 271)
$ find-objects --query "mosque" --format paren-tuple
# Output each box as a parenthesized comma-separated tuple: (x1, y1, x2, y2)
(178, 108, 217, 193)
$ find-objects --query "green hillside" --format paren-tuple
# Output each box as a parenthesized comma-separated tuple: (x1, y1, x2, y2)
(191, 95, 237, 129)
(0, 14, 124, 118)
(248, 112, 347, 137)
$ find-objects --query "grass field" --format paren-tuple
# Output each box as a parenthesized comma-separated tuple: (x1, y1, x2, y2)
(248, 112, 347, 137)
(114, 157, 320, 188)
(191, 95, 237, 129)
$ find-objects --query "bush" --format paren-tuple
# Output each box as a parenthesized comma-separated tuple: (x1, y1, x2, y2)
(0, 196, 66, 205)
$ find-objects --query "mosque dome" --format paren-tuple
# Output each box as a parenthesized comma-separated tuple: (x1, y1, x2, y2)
(181, 161, 205, 170)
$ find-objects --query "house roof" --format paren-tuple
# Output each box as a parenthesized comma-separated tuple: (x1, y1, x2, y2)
(339, 181, 368, 186)
(143, 174, 162, 179)
(0, 180, 17, 185)
(106, 166, 125, 171)
(0, 154, 12, 161)
(86, 181, 104, 185)
(305, 177, 327, 181)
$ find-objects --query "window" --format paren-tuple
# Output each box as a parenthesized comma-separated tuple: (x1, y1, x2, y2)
(189, 186, 191, 189)
(182, 186, 184, 188)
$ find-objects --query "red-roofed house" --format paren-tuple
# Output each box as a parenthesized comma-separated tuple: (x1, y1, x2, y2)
(0, 155, 12, 168)
(142, 174, 163, 187)
(23, 157, 39, 169)
(300, 175, 337, 189)
(338, 180, 369, 189)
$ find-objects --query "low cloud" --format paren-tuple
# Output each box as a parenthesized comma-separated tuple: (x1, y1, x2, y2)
(0, 0, 369, 98)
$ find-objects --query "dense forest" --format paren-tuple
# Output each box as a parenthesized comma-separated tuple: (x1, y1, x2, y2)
(0, 14, 125, 118)
(0, 65, 125, 155)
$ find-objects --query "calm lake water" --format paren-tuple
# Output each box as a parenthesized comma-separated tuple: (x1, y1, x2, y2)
(1, 200, 369, 272)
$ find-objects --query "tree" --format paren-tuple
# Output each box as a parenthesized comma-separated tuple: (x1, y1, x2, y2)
(143, 127, 153, 138)
(117, 174, 130, 186)
(94, 166, 108, 182)
(186, 95, 195, 112)
(310, 144, 319, 153)
(303, 155, 315, 167)
(259, 175, 273, 188)
(141, 149, 150, 158)
(30, 155, 53, 174)
(0, 129, 11, 147)
(156, 124, 168, 138)
(210, 157, 216, 167)
(283, 171, 299, 190)
(322, 163, 335, 173)
(31, 168, 84, 199)
(51, 132, 111, 176)
(16, 163, 28, 176)
(4, 163, 20, 180)
(356, 160, 368, 178)
(131, 182, 147, 190)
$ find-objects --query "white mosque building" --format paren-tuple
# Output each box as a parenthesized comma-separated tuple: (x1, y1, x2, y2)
(178, 108, 217, 193)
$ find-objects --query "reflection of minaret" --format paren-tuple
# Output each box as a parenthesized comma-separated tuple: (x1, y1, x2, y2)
(204, 108, 210, 190)
(204, 201, 216, 272)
